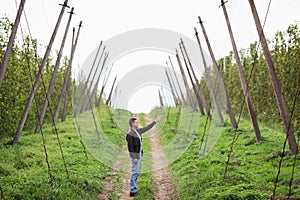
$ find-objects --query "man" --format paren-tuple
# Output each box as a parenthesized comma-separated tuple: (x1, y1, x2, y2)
(126, 116, 163, 197)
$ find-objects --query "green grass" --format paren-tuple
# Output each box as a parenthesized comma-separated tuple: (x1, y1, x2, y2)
(1, 105, 299, 199)
(0, 104, 131, 200)
(151, 106, 300, 200)
(0, 115, 107, 199)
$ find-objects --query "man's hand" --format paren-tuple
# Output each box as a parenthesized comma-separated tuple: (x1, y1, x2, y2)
(155, 116, 163, 123)
(133, 158, 138, 164)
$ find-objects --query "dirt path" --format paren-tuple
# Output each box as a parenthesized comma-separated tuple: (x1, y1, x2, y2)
(98, 145, 131, 200)
(145, 114, 177, 200)
(98, 114, 177, 199)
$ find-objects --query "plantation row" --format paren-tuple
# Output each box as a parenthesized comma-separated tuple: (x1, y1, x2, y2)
(200, 24, 300, 127)
(151, 107, 300, 199)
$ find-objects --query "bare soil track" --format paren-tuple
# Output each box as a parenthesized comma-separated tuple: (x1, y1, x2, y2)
(98, 114, 177, 199)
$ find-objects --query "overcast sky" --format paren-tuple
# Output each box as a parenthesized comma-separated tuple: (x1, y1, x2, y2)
(1, 0, 299, 113)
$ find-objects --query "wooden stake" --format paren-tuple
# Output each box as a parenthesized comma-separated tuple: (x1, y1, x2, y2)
(175, 50, 196, 110)
(74, 41, 103, 116)
(198, 16, 237, 128)
(13, 0, 69, 145)
(96, 63, 114, 107)
(221, 0, 261, 141)
(165, 68, 179, 105)
(169, 56, 187, 105)
(79, 48, 106, 113)
(181, 38, 211, 119)
(158, 90, 164, 107)
(248, 0, 297, 153)
(179, 42, 205, 115)
(106, 76, 117, 105)
(166, 62, 181, 105)
(0, 0, 26, 88)
(36, 7, 74, 132)
(194, 27, 224, 125)
(54, 21, 82, 123)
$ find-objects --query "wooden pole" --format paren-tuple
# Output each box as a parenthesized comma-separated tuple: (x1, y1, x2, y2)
(96, 63, 113, 107)
(165, 68, 179, 105)
(248, 0, 297, 153)
(61, 68, 70, 122)
(0, 0, 26, 88)
(169, 56, 187, 105)
(194, 27, 224, 125)
(198, 16, 237, 128)
(181, 39, 211, 119)
(79, 48, 106, 113)
(54, 21, 82, 123)
(85, 53, 109, 110)
(35, 7, 74, 132)
(175, 49, 196, 110)
(74, 41, 103, 116)
(161, 86, 170, 107)
(106, 76, 117, 105)
(13, 0, 69, 144)
(158, 90, 164, 107)
(221, 0, 261, 141)
(166, 62, 181, 105)
(179, 42, 205, 115)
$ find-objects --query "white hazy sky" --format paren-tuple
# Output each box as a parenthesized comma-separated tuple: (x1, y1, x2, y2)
(1, 0, 299, 113)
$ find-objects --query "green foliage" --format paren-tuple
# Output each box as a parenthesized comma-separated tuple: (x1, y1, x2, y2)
(153, 107, 300, 200)
(217, 24, 300, 128)
(0, 16, 72, 138)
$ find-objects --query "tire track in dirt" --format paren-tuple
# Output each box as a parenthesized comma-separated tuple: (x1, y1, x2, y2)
(145, 114, 177, 200)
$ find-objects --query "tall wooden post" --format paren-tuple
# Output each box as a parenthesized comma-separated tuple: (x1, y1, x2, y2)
(194, 27, 224, 125)
(165, 68, 179, 105)
(169, 56, 186, 105)
(158, 90, 164, 107)
(179, 42, 205, 115)
(221, 0, 261, 141)
(180, 39, 211, 119)
(166, 62, 181, 105)
(106, 76, 117, 105)
(0, 0, 26, 88)
(175, 50, 196, 110)
(54, 21, 82, 123)
(161, 86, 170, 107)
(198, 16, 237, 128)
(79, 49, 106, 113)
(13, 0, 69, 145)
(96, 63, 113, 107)
(86, 53, 108, 110)
(35, 7, 74, 132)
(74, 41, 103, 116)
(248, 0, 297, 153)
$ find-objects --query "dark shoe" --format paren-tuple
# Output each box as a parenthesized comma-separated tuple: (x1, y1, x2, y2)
(129, 192, 137, 197)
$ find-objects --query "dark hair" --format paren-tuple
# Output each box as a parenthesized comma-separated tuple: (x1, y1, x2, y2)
(129, 117, 137, 127)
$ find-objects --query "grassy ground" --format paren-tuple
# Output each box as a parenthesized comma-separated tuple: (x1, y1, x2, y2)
(1, 105, 299, 199)
(0, 104, 130, 199)
(0, 115, 107, 199)
(151, 106, 300, 200)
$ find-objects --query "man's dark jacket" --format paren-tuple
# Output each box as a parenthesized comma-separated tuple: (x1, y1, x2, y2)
(126, 121, 156, 159)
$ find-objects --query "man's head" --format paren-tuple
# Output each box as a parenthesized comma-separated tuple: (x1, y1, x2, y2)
(129, 117, 138, 129)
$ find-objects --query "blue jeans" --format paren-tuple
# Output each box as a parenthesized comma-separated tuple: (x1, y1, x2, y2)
(130, 158, 142, 193)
